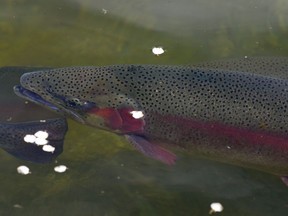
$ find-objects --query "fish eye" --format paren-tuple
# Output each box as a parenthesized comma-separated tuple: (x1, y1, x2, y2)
(65, 98, 82, 107)
(45, 89, 93, 110)
(64, 97, 96, 111)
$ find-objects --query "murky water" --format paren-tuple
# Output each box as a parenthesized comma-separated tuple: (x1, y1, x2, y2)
(0, 0, 288, 215)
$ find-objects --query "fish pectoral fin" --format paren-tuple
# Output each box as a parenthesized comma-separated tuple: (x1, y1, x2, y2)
(125, 135, 177, 165)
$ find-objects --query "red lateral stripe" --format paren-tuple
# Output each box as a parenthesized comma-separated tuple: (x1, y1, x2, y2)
(158, 113, 288, 149)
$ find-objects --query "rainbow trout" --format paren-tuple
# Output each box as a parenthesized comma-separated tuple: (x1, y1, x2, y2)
(0, 67, 67, 163)
(14, 57, 288, 182)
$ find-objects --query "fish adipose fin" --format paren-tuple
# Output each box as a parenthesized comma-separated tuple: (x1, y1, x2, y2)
(125, 135, 177, 165)
(0, 118, 67, 163)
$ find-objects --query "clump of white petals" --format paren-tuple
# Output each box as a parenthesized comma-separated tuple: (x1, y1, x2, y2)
(24, 130, 49, 145)
(23, 131, 55, 153)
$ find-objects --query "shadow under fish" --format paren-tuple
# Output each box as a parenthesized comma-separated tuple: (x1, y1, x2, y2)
(0, 67, 68, 163)
(13, 57, 288, 185)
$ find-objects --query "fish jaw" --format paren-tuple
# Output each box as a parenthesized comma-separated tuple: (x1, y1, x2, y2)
(14, 85, 59, 112)
(15, 70, 59, 111)
(16, 71, 89, 124)
(14, 84, 88, 124)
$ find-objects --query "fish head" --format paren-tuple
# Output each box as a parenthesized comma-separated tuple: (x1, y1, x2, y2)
(15, 66, 145, 133)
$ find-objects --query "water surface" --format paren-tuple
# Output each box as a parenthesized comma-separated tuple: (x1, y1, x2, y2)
(0, 0, 288, 215)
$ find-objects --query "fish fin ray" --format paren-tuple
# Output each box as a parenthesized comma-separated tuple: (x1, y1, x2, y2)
(125, 135, 176, 165)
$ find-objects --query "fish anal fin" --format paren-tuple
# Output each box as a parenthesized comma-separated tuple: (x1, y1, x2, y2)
(125, 135, 176, 165)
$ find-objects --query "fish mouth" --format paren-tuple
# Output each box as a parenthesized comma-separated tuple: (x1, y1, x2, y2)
(14, 85, 86, 124)
(14, 85, 60, 111)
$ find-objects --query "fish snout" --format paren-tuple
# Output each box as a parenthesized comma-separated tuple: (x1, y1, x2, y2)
(20, 71, 50, 94)
(20, 72, 35, 90)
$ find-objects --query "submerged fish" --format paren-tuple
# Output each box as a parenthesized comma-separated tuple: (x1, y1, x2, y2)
(14, 57, 288, 182)
(0, 67, 67, 163)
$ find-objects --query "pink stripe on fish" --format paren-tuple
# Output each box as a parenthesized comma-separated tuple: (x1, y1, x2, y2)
(156, 113, 288, 150)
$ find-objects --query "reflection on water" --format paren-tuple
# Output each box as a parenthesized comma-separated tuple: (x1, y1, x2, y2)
(0, 0, 287, 67)
(69, 0, 288, 35)
(0, 0, 288, 215)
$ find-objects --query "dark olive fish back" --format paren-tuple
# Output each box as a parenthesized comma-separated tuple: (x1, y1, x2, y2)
(194, 57, 288, 79)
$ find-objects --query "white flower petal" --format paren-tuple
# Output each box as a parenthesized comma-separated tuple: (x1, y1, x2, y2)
(35, 138, 48, 145)
(17, 165, 31, 175)
(42, 145, 55, 153)
(130, 110, 144, 119)
(23, 135, 36, 143)
(54, 165, 68, 173)
(152, 47, 165, 55)
(34, 130, 49, 139)
(210, 202, 224, 213)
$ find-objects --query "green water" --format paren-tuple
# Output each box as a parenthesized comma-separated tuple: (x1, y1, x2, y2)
(1, 0, 288, 215)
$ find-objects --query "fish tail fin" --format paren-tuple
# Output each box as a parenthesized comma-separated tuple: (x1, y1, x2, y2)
(0, 118, 67, 163)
